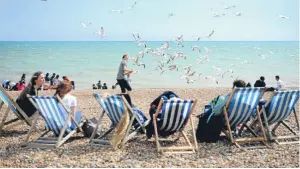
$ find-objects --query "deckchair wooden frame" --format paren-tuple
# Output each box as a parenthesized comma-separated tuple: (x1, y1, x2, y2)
(89, 93, 150, 148)
(0, 85, 34, 131)
(222, 88, 268, 149)
(153, 98, 198, 154)
(24, 95, 85, 149)
(260, 91, 300, 145)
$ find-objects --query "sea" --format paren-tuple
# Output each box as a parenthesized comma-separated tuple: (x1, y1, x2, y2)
(0, 41, 299, 90)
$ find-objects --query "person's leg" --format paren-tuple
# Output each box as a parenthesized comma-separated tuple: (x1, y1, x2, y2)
(123, 79, 132, 94)
(117, 79, 126, 93)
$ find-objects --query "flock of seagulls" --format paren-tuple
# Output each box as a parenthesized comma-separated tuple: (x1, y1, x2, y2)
(73, 1, 294, 85)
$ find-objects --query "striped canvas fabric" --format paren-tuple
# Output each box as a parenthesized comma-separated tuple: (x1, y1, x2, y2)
(266, 90, 300, 125)
(159, 99, 194, 132)
(0, 86, 18, 116)
(94, 94, 125, 125)
(227, 88, 265, 128)
(32, 96, 73, 136)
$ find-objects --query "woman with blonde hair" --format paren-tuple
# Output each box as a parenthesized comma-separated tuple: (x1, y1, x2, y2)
(54, 81, 82, 127)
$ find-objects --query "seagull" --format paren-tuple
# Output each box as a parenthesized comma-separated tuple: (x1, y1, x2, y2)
(168, 65, 178, 71)
(80, 22, 92, 28)
(207, 30, 215, 38)
(112, 9, 123, 13)
(212, 66, 222, 75)
(221, 69, 233, 78)
(191, 45, 201, 52)
(137, 42, 147, 48)
(136, 50, 145, 58)
(128, 2, 137, 10)
(94, 27, 105, 39)
(279, 15, 289, 19)
(168, 13, 174, 18)
(235, 12, 242, 16)
(213, 13, 225, 17)
(185, 77, 196, 84)
(132, 57, 145, 68)
(224, 5, 236, 10)
(160, 42, 169, 50)
(132, 32, 141, 43)
(241, 60, 249, 64)
(205, 76, 219, 84)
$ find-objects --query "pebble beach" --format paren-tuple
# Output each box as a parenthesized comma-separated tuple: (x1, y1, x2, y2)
(0, 88, 299, 168)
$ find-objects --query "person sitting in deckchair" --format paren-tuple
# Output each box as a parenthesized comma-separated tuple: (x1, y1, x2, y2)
(54, 81, 83, 128)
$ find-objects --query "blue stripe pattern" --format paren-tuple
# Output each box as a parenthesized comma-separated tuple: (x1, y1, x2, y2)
(159, 100, 194, 132)
(227, 88, 264, 128)
(0, 87, 18, 114)
(94, 94, 125, 125)
(32, 96, 74, 136)
(266, 90, 299, 125)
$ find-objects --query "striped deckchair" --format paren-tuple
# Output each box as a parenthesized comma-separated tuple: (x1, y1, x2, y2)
(24, 95, 85, 149)
(90, 93, 149, 148)
(223, 87, 267, 148)
(0, 85, 33, 131)
(260, 90, 300, 144)
(152, 98, 197, 154)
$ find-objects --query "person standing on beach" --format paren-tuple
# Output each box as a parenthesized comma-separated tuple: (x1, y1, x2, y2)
(275, 75, 285, 91)
(116, 54, 135, 94)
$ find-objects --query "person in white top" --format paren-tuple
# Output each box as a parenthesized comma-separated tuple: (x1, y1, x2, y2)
(54, 81, 82, 126)
(275, 75, 285, 91)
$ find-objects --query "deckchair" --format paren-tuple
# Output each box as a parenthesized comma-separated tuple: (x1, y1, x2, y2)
(24, 95, 85, 149)
(89, 93, 150, 148)
(222, 87, 267, 148)
(0, 85, 33, 131)
(152, 98, 198, 154)
(260, 90, 300, 144)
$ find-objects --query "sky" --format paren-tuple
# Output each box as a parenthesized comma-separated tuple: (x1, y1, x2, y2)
(0, 0, 299, 41)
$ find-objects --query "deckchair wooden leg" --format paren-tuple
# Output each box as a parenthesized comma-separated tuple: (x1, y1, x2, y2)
(0, 101, 4, 111)
(121, 114, 135, 146)
(281, 121, 298, 135)
(190, 116, 198, 150)
(181, 131, 194, 152)
(90, 111, 105, 143)
(0, 108, 10, 131)
(256, 108, 267, 141)
(223, 107, 234, 144)
(56, 116, 71, 147)
(261, 107, 272, 140)
(153, 114, 161, 153)
(293, 109, 300, 130)
(24, 114, 40, 143)
(272, 122, 281, 133)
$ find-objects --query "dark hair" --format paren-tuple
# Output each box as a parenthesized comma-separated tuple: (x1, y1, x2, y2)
(103, 83, 107, 85)
(62, 76, 66, 80)
(56, 75, 59, 78)
(246, 82, 252, 87)
(46, 73, 49, 76)
(260, 76, 265, 81)
(122, 54, 127, 59)
(30, 71, 43, 86)
(275, 75, 280, 79)
(233, 79, 246, 88)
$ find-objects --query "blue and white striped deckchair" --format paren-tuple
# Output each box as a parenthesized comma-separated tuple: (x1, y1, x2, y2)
(0, 85, 33, 131)
(24, 95, 84, 149)
(153, 98, 198, 154)
(223, 87, 267, 148)
(90, 93, 149, 148)
(261, 90, 300, 144)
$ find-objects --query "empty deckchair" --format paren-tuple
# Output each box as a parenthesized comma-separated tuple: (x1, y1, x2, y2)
(222, 87, 267, 148)
(24, 95, 85, 149)
(260, 90, 300, 144)
(0, 85, 33, 131)
(90, 93, 149, 148)
(152, 98, 198, 154)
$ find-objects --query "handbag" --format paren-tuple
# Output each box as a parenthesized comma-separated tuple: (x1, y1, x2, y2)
(82, 117, 101, 138)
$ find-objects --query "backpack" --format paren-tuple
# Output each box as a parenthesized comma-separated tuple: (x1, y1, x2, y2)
(196, 113, 224, 143)
(196, 95, 226, 143)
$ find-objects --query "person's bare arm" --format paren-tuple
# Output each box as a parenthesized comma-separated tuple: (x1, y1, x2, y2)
(123, 65, 134, 75)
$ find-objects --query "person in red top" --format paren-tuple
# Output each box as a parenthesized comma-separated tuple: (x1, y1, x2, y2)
(17, 80, 26, 91)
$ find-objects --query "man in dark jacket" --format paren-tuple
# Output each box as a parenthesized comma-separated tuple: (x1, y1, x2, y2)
(254, 76, 266, 87)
